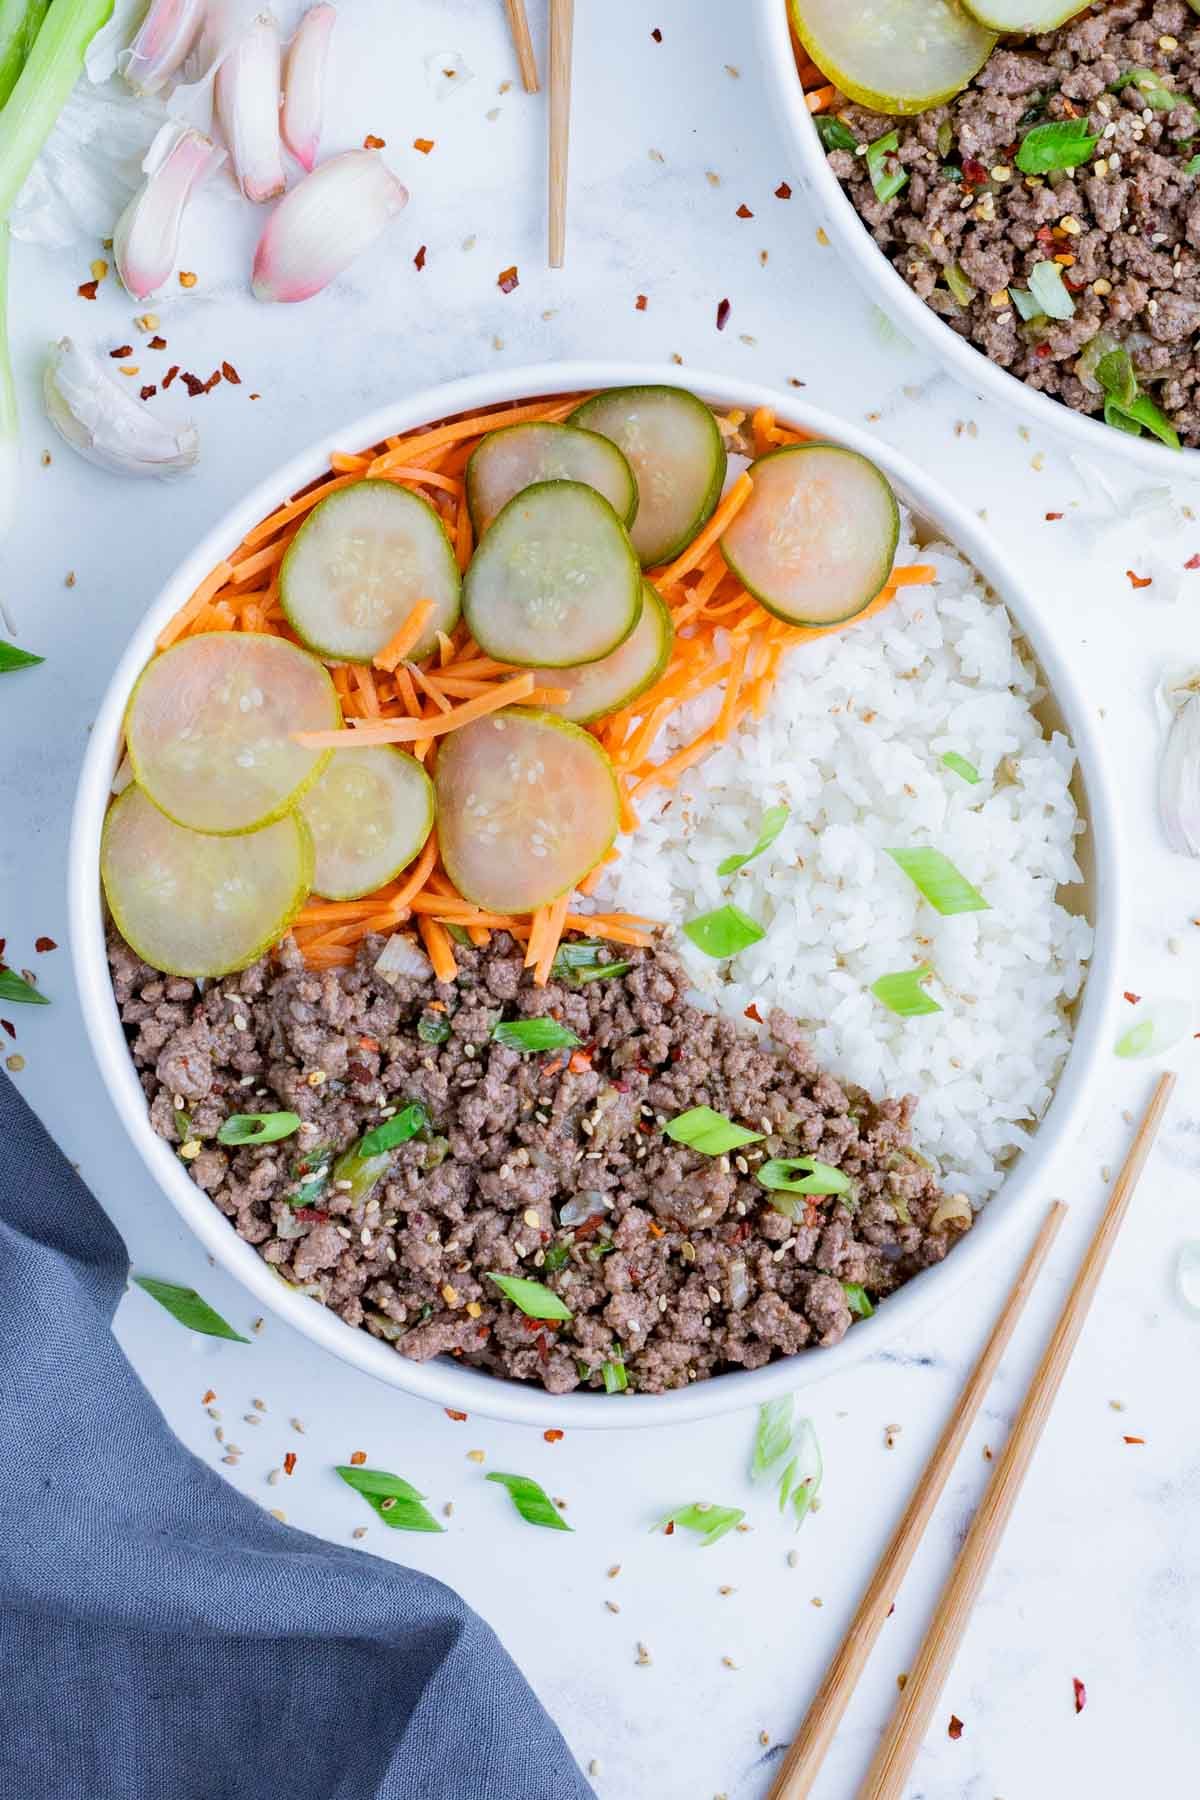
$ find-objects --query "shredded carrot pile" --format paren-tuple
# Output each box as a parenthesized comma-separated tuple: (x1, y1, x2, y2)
(152, 390, 934, 984)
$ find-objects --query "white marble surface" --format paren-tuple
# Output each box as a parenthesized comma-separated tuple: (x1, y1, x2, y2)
(3, 2, 1200, 1795)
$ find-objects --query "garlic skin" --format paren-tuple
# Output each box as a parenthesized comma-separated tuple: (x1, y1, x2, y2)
(121, 0, 208, 95)
(113, 121, 225, 302)
(44, 338, 199, 480)
(251, 149, 407, 303)
(215, 10, 286, 203)
(1158, 670, 1200, 856)
(281, 3, 335, 174)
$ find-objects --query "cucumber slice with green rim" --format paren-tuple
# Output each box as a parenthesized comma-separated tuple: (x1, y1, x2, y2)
(961, 0, 1086, 25)
(789, 0, 995, 115)
(466, 421, 638, 537)
(300, 744, 434, 901)
(530, 581, 673, 725)
(462, 480, 642, 669)
(102, 785, 313, 979)
(280, 479, 461, 664)
(126, 631, 339, 836)
(436, 707, 620, 914)
(720, 444, 899, 628)
(569, 386, 727, 568)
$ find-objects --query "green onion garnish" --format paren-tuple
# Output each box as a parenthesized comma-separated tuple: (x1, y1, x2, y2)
(886, 847, 989, 915)
(716, 804, 790, 876)
(216, 1111, 301, 1147)
(487, 1470, 573, 1531)
(443, 921, 472, 946)
(749, 1400, 823, 1529)
(943, 261, 975, 309)
(663, 1105, 764, 1156)
(782, 1418, 823, 1529)
(602, 1348, 628, 1394)
(486, 1272, 572, 1321)
(757, 1157, 850, 1196)
(542, 1241, 571, 1271)
(417, 1012, 451, 1044)
(871, 965, 942, 1018)
(0, 637, 42, 672)
(842, 1281, 875, 1319)
(1014, 116, 1098, 174)
(1104, 390, 1180, 450)
(866, 130, 907, 204)
(750, 1396, 795, 1484)
(683, 902, 766, 959)
(0, 964, 48, 1005)
(815, 115, 858, 153)
(1008, 285, 1045, 323)
(940, 751, 980, 784)
(1028, 259, 1075, 321)
(358, 1101, 428, 1158)
(550, 938, 632, 985)
(1111, 67, 1189, 114)
(336, 1465, 444, 1533)
(1184, 153, 1200, 175)
(653, 1501, 745, 1548)
(936, 120, 953, 159)
(491, 1017, 581, 1053)
(1096, 346, 1137, 407)
(133, 1276, 249, 1342)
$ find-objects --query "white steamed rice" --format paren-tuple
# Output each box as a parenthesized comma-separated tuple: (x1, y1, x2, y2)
(594, 508, 1093, 1205)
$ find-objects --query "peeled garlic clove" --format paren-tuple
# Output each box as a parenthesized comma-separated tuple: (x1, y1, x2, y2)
(251, 149, 407, 304)
(113, 122, 225, 303)
(43, 338, 199, 480)
(1158, 673, 1200, 857)
(281, 3, 335, 174)
(215, 11, 286, 204)
(121, 0, 208, 95)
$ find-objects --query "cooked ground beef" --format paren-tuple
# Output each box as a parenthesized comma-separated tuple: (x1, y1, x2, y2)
(823, 0, 1200, 446)
(109, 928, 970, 1396)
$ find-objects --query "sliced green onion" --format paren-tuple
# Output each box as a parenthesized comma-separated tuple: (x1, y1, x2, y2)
(943, 261, 975, 309)
(842, 1281, 875, 1319)
(0, 636, 42, 672)
(1014, 117, 1098, 174)
(1111, 67, 1189, 113)
(940, 751, 980, 784)
(335, 1465, 444, 1533)
(1104, 390, 1181, 450)
(866, 130, 907, 204)
(486, 1272, 572, 1321)
(359, 1101, 428, 1158)
(417, 1012, 451, 1044)
(602, 1348, 628, 1393)
(750, 1395, 795, 1484)
(815, 115, 857, 153)
(784, 1418, 823, 1530)
(716, 804, 790, 876)
(871, 965, 942, 1018)
(217, 1111, 302, 1147)
(0, 964, 48, 1004)
(550, 938, 632, 985)
(1115, 1000, 1190, 1060)
(1008, 285, 1045, 323)
(542, 1241, 571, 1271)
(133, 1276, 249, 1342)
(936, 121, 953, 159)
(1096, 346, 1137, 407)
(757, 1157, 850, 1196)
(886, 847, 989, 915)
(653, 1501, 745, 1548)
(443, 921, 472, 946)
(1184, 153, 1200, 175)
(487, 1470, 573, 1531)
(663, 1105, 764, 1156)
(683, 902, 766, 959)
(0, 0, 49, 112)
(491, 1017, 581, 1053)
(1028, 260, 1075, 321)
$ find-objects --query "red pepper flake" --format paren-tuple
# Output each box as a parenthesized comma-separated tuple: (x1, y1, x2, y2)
(567, 1049, 592, 1074)
(0, 1020, 14, 1040)
(1045, 511, 1063, 521)
(1123, 991, 1141, 1004)
(414, 244, 427, 271)
(948, 1715, 964, 1741)
(535, 1331, 550, 1364)
(221, 360, 241, 385)
(664, 1519, 675, 1535)
(363, 133, 386, 149)
(716, 297, 731, 330)
(149, 334, 167, 350)
(635, 293, 648, 310)
(202, 369, 222, 394)
(744, 1002, 763, 1023)
(572, 1213, 605, 1242)
(109, 345, 133, 359)
(163, 364, 180, 389)
(34, 937, 57, 953)
(543, 1429, 564, 1443)
(1123, 1434, 1145, 1445)
(962, 157, 987, 186)
(1073, 1677, 1087, 1714)
(444, 1408, 468, 1421)
(140, 385, 157, 401)
(1036, 225, 1056, 250)
(359, 1036, 380, 1052)
(497, 264, 519, 294)
(181, 371, 204, 397)
(1034, 343, 1052, 360)
(1126, 569, 1152, 589)
(735, 203, 754, 219)
(77, 280, 99, 300)
(1186, 553, 1200, 570)
(283, 1451, 297, 1475)
(647, 1221, 664, 1239)
(775, 180, 792, 199)
(348, 1449, 367, 1466)
(650, 26, 662, 42)
(413, 137, 434, 154)
(201, 1388, 216, 1404)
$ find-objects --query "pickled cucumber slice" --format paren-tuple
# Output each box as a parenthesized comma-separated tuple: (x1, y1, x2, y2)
(466, 422, 638, 537)
(961, 0, 1086, 25)
(789, 0, 994, 115)
(280, 479, 461, 664)
(462, 481, 642, 669)
(436, 708, 620, 914)
(300, 745, 434, 901)
(570, 387, 727, 568)
(720, 444, 899, 628)
(531, 582, 673, 725)
(102, 785, 313, 979)
(126, 631, 339, 836)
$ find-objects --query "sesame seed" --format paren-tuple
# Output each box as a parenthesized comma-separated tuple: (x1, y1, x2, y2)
(605, 1599, 621, 1614)
(588, 1761, 601, 1778)
(306, 1069, 327, 1086)
(718, 1585, 736, 1596)
(352, 1526, 368, 1540)
(466, 1449, 485, 1464)
(442, 1284, 459, 1306)
(242, 1413, 261, 1426)
(466, 1300, 482, 1317)
(233, 1014, 247, 1031)
(607, 1564, 622, 1578)
(221, 1454, 240, 1466)
(290, 1417, 306, 1434)
(206, 1405, 222, 1420)
(635, 1642, 652, 1666)
(523, 1208, 540, 1228)
(787, 1550, 799, 1568)
(721, 1656, 738, 1670)
(267, 1468, 282, 1486)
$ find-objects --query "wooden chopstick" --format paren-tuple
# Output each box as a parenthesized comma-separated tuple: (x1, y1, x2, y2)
(767, 1200, 1066, 1800)
(503, 0, 539, 93)
(548, 0, 574, 267)
(861, 1071, 1176, 1799)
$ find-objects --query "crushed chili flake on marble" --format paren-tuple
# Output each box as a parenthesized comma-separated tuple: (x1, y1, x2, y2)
(497, 265, 519, 294)
(744, 1002, 763, 1023)
(1123, 1434, 1145, 1444)
(201, 1389, 216, 1404)
(34, 937, 56, 953)
(109, 345, 133, 359)
(163, 365, 180, 389)
(543, 1429, 564, 1443)
(414, 244, 427, 271)
(283, 1451, 297, 1475)
(735, 203, 753, 219)
(181, 372, 204, 397)
(650, 26, 662, 41)
(1073, 1677, 1087, 1713)
(716, 297, 731, 330)
(1045, 511, 1063, 521)
(1185, 553, 1200, 570)
(349, 1449, 367, 1465)
(445, 1408, 468, 1421)
(635, 294, 647, 310)
(148, 336, 167, 350)
(1125, 570, 1152, 589)
(1123, 992, 1141, 1004)
(222, 361, 241, 385)
(77, 280, 99, 300)
(948, 1715, 964, 1740)
(413, 137, 434, 154)
(775, 180, 792, 199)
(140, 385, 157, 401)
(363, 133, 386, 149)
(1, 1020, 14, 1040)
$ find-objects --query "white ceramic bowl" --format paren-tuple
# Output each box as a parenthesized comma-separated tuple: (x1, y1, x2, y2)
(71, 361, 1122, 1429)
(756, 0, 1200, 478)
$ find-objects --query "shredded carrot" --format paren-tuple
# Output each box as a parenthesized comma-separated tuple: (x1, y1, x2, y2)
(294, 672, 535, 747)
(392, 832, 440, 908)
(157, 561, 236, 649)
(887, 563, 936, 587)
(229, 540, 288, 584)
(372, 598, 437, 672)
(533, 892, 571, 986)
(418, 915, 458, 983)
(751, 407, 775, 459)
(353, 664, 381, 717)
(367, 397, 588, 478)
(563, 915, 653, 948)
(805, 84, 835, 114)
(404, 660, 454, 713)
(524, 904, 549, 971)
(242, 472, 363, 549)
(454, 498, 473, 571)
(651, 472, 754, 589)
(715, 638, 750, 742)
(436, 630, 456, 668)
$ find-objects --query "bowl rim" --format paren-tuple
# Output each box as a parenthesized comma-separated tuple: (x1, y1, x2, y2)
(69, 359, 1123, 1430)
(754, 0, 1200, 478)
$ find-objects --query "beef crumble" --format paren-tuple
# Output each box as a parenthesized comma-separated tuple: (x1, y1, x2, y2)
(109, 928, 970, 1396)
(822, 0, 1200, 447)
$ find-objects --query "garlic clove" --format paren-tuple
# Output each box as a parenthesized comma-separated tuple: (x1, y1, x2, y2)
(113, 122, 225, 303)
(43, 338, 199, 480)
(251, 148, 407, 304)
(121, 0, 208, 96)
(281, 3, 336, 174)
(215, 10, 286, 204)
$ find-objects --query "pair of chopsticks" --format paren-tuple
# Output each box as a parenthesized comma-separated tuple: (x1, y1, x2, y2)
(503, 0, 574, 267)
(770, 1071, 1176, 1799)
